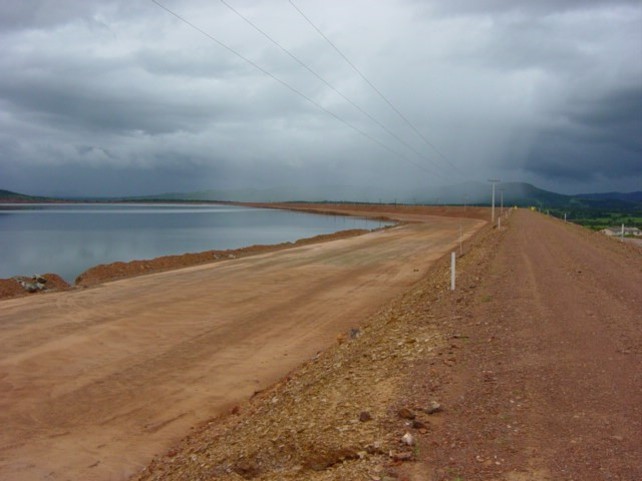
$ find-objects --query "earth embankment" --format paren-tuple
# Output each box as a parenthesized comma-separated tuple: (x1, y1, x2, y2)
(0, 206, 482, 481)
(133, 208, 642, 481)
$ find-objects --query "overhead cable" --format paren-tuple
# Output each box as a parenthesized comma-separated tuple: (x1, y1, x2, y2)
(288, 0, 464, 177)
(151, 0, 448, 179)
(219, 0, 451, 178)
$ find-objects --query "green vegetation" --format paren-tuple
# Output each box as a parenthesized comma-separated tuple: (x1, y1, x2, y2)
(549, 207, 642, 231)
(0, 189, 33, 200)
(0, 189, 50, 202)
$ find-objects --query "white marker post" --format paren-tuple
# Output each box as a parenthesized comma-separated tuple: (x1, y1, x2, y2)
(621, 224, 625, 242)
(489, 179, 500, 224)
(451, 252, 456, 291)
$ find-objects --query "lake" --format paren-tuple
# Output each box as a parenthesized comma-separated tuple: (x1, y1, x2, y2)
(0, 203, 390, 282)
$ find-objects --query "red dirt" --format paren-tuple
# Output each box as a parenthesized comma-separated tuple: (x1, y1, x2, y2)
(0, 273, 70, 299)
(74, 228, 371, 287)
(1, 203, 486, 300)
(131, 208, 641, 481)
(3, 205, 639, 481)
(396, 210, 642, 480)
(0, 206, 482, 481)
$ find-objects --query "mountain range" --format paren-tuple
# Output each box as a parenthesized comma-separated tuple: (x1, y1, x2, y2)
(1, 184, 641, 210)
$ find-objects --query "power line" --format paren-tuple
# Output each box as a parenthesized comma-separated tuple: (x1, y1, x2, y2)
(288, 0, 464, 177)
(218, 0, 452, 179)
(151, 0, 447, 180)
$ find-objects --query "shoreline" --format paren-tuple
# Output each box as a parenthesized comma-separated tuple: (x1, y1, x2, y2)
(0, 228, 376, 300)
(0, 203, 487, 301)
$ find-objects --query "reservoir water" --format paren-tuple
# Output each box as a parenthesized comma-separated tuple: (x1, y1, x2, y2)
(0, 203, 390, 282)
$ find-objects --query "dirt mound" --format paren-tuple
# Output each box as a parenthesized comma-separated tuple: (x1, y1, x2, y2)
(0, 273, 70, 299)
(0, 227, 371, 299)
(0, 278, 23, 298)
(74, 229, 369, 287)
(41, 273, 71, 291)
(251, 202, 490, 222)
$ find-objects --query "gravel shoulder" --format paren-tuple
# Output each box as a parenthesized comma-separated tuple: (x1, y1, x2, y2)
(403, 209, 642, 481)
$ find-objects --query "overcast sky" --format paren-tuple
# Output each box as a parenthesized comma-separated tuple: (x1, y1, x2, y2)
(1, 0, 640, 197)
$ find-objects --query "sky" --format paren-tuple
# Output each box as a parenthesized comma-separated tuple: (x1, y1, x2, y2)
(0, 0, 640, 198)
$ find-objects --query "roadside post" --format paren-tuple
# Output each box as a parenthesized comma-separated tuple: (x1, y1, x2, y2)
(451, 252, 456, 291)
(489, 179, 500, 224)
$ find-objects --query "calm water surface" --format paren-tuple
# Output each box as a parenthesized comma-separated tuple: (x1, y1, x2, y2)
(0, 203, 390, 282)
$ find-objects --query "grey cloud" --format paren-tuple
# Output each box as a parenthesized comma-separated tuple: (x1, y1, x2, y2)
(568, 87, 642, 134)
(136, 48, 245, 79)
(524, 85, 642, 181)
(0, 1, 153, 30)
(0, 1, 97, 30)
(0, 0, 640, 197)
(0, 75, 215, 135)
(525, 130, 640, 182)
(427, 0, 638, 16)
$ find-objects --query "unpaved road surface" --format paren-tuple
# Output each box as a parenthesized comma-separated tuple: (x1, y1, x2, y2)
(132, 209, 641, 481)
(0, 214, 482, 481)
(408, 210, 642, 480)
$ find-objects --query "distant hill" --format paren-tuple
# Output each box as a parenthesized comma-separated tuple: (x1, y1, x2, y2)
(3, 184, 641, 211)
(405, 182, 574, 208)
(135, 182, 562, 206)
(576, 191, 642, 204)
(133, 185, 398, 204)
(138, 182, 597, 209)
(0, 189, 50, 202)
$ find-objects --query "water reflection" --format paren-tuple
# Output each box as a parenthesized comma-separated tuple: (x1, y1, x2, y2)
(0, 204, 391, 282)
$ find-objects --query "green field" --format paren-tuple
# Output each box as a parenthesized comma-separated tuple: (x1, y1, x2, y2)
(549, 208, 642, 231)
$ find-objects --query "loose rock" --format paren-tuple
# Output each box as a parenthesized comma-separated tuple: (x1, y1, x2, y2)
(425, 400, 442, 414)
(359, 411, 373, 422)
(398, 407, 415, 420)
(401, 432, 415, 446)
(411, 420, 427, 430)
(389, 450, 413, 461)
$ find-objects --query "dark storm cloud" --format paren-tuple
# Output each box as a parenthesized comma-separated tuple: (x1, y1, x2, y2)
(525, 85, 642, 181)
(569, 87, 642, 140)
(0, 0, 640, 197)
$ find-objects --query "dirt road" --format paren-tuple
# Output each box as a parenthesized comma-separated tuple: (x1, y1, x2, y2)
(129, 208, 641, 481)
(0, 214, 482, 481)
(408, 210, 642, 480)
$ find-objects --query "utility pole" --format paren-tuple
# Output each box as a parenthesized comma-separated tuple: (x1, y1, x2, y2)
(488, 179, 501, 224)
